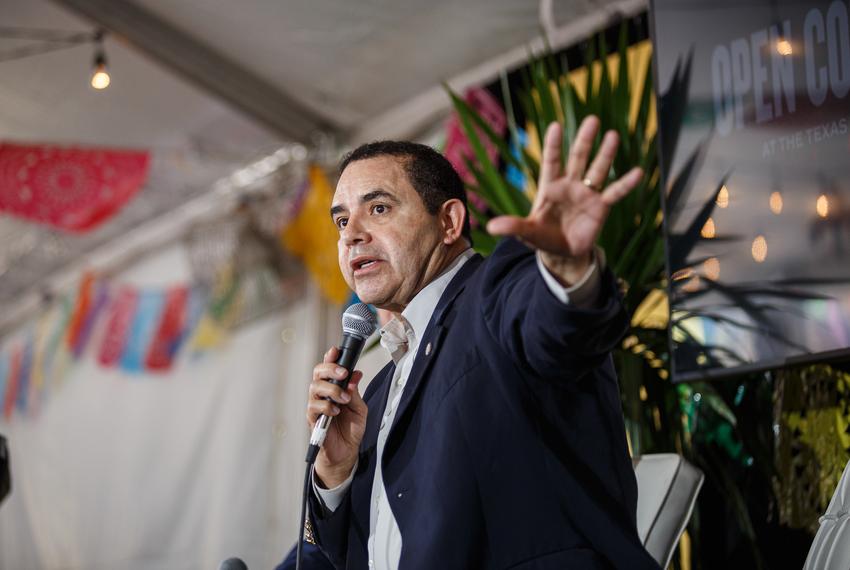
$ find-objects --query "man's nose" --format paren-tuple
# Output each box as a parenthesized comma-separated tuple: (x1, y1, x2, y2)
(341, 215, 369, 246)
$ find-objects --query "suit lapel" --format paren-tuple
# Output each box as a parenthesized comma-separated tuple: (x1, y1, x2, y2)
(385, 254, 483, 448)
(361, 361, 395, 453)
(350, 361, 395, 547)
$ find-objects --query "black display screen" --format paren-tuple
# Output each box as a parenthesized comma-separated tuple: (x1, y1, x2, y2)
(650, 0, 850, 380)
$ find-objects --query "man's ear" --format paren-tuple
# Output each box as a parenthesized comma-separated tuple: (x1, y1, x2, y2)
(439, 199, 467, 245)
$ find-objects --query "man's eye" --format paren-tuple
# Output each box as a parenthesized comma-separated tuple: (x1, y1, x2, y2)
(371, 204, 388, 215)
(335, 218, 348, 229)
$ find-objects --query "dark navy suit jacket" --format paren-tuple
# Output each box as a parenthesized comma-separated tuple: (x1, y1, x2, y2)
(310, 239, 659, 569)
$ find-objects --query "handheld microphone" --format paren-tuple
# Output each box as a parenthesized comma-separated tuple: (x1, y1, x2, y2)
(217, 557, 248, 570)
(305, 303, 377, 464)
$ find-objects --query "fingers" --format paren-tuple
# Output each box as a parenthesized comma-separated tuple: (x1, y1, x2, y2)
(486, 215, 554, 251)
(582, 130, 619, 190)
(539, 122, 563, 185)
(306, 347, 353, 424)
(306, 369, 366, 426)
(486, 215, 528, 237)
(311, 361, 350, 392)
(323, 346, 339, 364)
(307, 394, 341, 425)
(344, 371, 368, 417)
(565, 116, 600, 180)
(306, 342, 371, 426)
(601, 167, 643, 206)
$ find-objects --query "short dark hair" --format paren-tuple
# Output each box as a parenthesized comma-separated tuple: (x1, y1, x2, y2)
(340, 141, 472, 244)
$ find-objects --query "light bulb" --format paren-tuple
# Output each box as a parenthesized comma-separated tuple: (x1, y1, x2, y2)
(701, 217, 716, 239)
(91, 49, 110, 90)
(769, 191, 783, 214)
(91, 65, 110, 89)
(751, 235, 767, 263)
(816, 194, 829, 218)
(776, 39, 793, 56)
(716, 185, 730, 208)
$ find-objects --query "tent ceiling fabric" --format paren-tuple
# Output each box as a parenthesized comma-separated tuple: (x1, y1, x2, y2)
(52, 0, 335, 142)
(0, 1, 282, 150)
(132, 0, 544, 131)
(0, 0, 638, 329)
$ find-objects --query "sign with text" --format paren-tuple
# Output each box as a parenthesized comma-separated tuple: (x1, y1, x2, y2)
(651, 0, 850, 380)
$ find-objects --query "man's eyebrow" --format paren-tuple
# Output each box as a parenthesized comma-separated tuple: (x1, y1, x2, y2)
(361, 189, 400, 204)
(329, 189, 400, 218)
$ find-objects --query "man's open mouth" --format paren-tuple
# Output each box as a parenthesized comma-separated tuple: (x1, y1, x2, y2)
(351, 257, 381, 272)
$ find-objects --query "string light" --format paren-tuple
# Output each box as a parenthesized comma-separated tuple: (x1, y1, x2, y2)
(0, 27, 112, 88)
(769, 191, 783, 214)
(90, 30, 110, 90)
(752, 235, 768, 263)
(91, 54, 110, 89)
(701, 217, 716, 239)
(776, 39, 793, 56)
(816, 194, 829, 218)
(716, 185, 730, 208)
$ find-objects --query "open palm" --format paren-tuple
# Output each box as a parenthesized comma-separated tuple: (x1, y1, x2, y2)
(487, 117, 642, 264)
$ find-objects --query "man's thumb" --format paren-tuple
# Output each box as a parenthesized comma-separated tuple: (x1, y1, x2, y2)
(487, 215, 528, 237)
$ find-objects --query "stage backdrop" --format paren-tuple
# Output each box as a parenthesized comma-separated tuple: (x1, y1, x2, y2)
(0, 243, 346, 570)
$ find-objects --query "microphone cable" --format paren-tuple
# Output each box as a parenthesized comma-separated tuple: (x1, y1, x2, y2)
(296, 460, 313, 570)
(296, 303, 377, 570)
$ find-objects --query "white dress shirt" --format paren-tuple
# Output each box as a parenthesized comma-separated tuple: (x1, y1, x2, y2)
(314, 246, 603, 570)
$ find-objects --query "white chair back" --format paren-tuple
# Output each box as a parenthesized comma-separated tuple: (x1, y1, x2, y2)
(633, 453, 704, 568)
(804, 459, 850, 570)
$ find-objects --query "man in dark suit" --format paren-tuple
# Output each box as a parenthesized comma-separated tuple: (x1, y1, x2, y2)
(305, 117, 659, 569)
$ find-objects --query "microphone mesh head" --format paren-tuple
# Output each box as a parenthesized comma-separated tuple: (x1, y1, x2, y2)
(217, 558, 248, 570)
(342, 303, 378, 339)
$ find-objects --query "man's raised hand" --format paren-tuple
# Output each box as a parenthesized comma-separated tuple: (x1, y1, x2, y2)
(486, 117, 642, 285)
